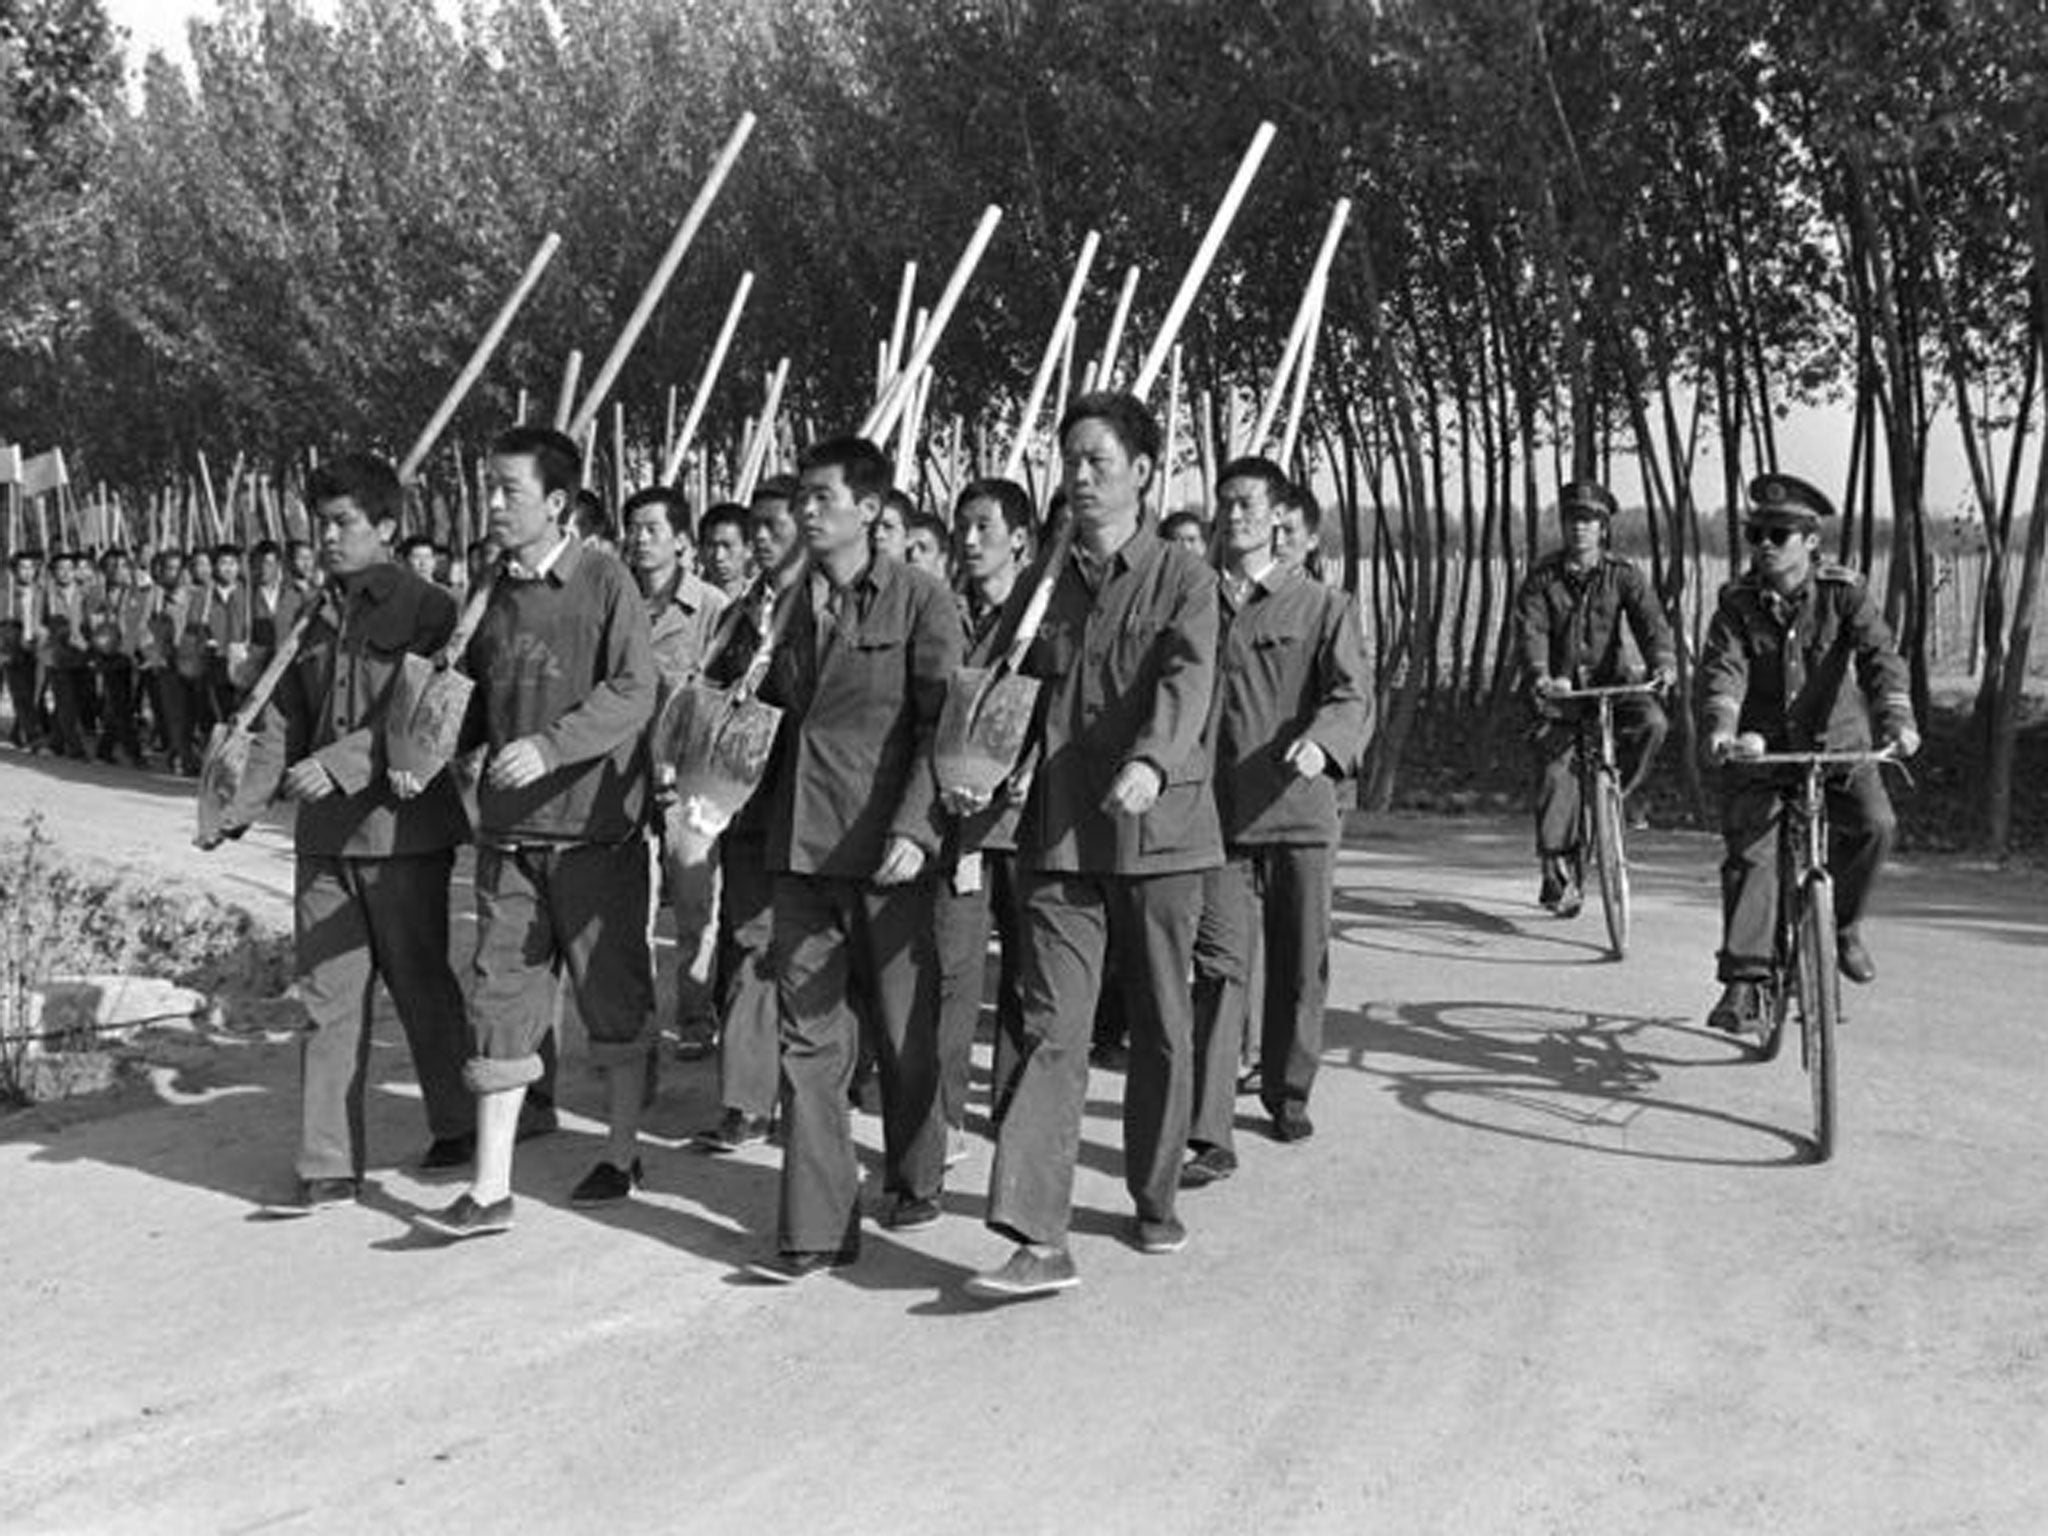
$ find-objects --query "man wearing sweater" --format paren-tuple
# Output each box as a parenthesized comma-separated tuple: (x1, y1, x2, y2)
(412, 425, 658, 1239)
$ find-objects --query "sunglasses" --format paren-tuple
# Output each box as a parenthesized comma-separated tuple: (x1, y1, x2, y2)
(1743, 524, 1800, 547)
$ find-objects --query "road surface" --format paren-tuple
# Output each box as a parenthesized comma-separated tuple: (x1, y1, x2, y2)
(1, 751, 2044, 1534)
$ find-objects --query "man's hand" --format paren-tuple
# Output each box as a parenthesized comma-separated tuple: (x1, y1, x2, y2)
(1533, 674, 1571, 700)
(282, 758, 336, 802)
(1707, 730, 1736, 764)
(1651, 665, 1678, 692)
(941, 783, 994, 817)
(874, 835, 927, 887)
(1282, 736, 1327, 780)
(389, 767, 427, 800)
(1885, 725, 1922, 760)
(1002, 763, 1034, 808)
(486, 736, 550, 791)
(1102, 759, 1164, 818)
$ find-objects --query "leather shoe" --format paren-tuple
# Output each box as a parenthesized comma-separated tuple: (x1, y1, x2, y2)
(1179, 1145, 1237, 1189)
(880, 1194, 942, 1233)
(417, 1192, 515, 1240)
(693, 1109, 772, 1153)
(1837, 926, 1876, 984)
(569, 1158, 643, 1206)
(964, 1244, 1079, 1299)
(1271, 1105, 1316, 1143)
(1707, 981, 1762, 1035)
(261, 1177, 359, 1218)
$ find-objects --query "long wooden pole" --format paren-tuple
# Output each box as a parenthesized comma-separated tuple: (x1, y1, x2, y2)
(1096, 264, 1141, 391)
(552, 350, 583, 432)
(735, 360, 791, 505)
(1161, 343, 1183, 513)
(885, 262, 918, 393)
(1131, 120, 1278, 401)
(568, 112, 757, 440)
(660, 270, 754, 485)
(861, 205, 1004, 442)
(398, 231, 562, 482)
(999, 232, 1100, 482)
(1251, 198, 1351, 451)
(1277, 272, 1330, 471)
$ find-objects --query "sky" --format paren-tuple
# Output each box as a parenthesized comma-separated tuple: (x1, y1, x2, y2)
(93, 0, 2015, 518)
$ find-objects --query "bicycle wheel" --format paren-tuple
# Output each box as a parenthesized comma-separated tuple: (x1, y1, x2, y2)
(1798, 875, 1841, 1162)
(1590, 769, 1630, 958)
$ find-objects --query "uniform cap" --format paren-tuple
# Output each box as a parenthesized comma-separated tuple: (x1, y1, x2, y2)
(1558, 479, 1617, 521)
(1747, 473, 1833, 526)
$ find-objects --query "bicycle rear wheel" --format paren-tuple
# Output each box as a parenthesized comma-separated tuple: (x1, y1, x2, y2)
(1798, 876, 1841, 1162)
(1590, 769, 1630, 958)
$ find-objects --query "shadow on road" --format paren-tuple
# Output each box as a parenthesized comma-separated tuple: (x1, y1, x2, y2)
(1326, 999, 1813, 1167)
(1330, 886, 1618, 966)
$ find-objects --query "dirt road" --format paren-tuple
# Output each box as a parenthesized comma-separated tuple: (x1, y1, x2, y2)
(2, 752, 2044, 1535)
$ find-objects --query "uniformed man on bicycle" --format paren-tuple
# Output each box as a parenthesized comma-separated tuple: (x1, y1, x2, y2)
(1514, 479, 1675, 917)
(1699, 473, 1919, 1034)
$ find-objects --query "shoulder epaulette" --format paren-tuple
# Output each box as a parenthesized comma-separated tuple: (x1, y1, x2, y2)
(1814, 561, 1864, 586)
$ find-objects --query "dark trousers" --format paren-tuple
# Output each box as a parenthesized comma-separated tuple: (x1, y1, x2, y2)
(1192, 844, 1334, 1151)
(294, 851, 473, 1180)
(1717, 763, 1895, 981)
(45, 664, 91, 756)
(94, 659, 141, 761)
(147, 668, 198, 770)
(771, 873, 942, 1253)
(715, 831, 781, 1118)
(1532, 694, 1667, 856)
(986, 869, 1202, 1248)
(3, 657, 40, 745)
(934, 876, 987, 1132)
(466, 839, 655, 1092)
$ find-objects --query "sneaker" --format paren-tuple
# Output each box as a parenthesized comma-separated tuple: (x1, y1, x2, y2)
(744, 1246, 858, 1284)
(1135, 1215, 1188, 1254)
(944, 1124, 972, 1169)
(416, 1134, 475, 1175)
(569, 1158, 643, 1206)
(964, 1244, 1079, 1299)
(1707, 981, 1762, 1036)
(694, 1109, 772, 1153)
(1271, 1105, 1316, 1143)
(1836, 926, 1876, 984)
(261, 1177, 359, 1218)
(417, 1192, 515, 1240)
(880, 1194, 942, 1233)
(1179, 1144, 1238, 1189)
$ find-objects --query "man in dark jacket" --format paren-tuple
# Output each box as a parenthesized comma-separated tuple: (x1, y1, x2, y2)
(261, 453, 474, 1215)
(964, 392, 1222, 1300)
(1184, 458, 1372, 1187)
(1514, 479, 1675, 916)
(1699, 473, 1918, 1033)
(743, 436, 963, 1283)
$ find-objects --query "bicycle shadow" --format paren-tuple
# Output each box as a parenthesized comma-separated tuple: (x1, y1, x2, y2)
(1330, 886, 1618, 966)
(1324, 998, 1812, 1167)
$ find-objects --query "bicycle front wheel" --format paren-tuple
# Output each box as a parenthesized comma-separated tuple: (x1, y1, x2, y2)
(1590, 769, 1630, 958)
(1798, 875, 1841, 1162)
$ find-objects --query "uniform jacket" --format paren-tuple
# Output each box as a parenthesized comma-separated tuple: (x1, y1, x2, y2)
(1698, 564, 1914, 752)
(645, 566, 728, 698)
(1211, 562, 1373, 846)
(1515, 550, 1675, 686)
(761, 554, 963, 878)
(274, 562, 469, 859)
(1016, 526, 1222, 876)
(461, 537, 656, 846)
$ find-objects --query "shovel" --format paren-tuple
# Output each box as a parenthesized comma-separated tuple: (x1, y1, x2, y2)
(933, 526, 1071, 803)
(194, 597, 324, 850)
(655, 579, 792, 834)
(384, 568, 497, 785)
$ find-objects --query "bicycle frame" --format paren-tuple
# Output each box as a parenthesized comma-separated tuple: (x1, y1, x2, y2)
(1553, 682, 1661, 959)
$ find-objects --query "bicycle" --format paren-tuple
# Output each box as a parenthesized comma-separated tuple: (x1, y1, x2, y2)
(1722, 745, 1903, 1163)
(1550, 681, 1664, 960)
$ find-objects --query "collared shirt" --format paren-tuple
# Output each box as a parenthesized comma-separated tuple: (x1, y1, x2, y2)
(643, 565, 728, 693)
(503, 531, 573, 584)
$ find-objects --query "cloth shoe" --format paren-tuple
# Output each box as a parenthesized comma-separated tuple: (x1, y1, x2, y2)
(1837, 925, 1876, 984)
(1707, 980, 1762, 1035)
(964, 1244, 1079, 1299)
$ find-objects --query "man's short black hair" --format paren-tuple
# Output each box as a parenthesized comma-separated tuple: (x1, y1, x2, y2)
(908, 510, 949, 543)
(213, 543, 245, 563)
(955, 477, 1034, 538)
(307, 452, 404, 527)
(397, 534, 435, 559)
(700, 501, 750, 542)
(623, 485, 693, 539)
(489, 424, 582, 499)
(1057, 390, 1161, 466)
(1217, 455, 1290, 505)
(1280, 481, 1324, 534)
(1159, 509, 1205, 542)
(751, 474, 798, 508)
(250, 539, 281, 563)
(797, 437, 894, 504)
(571, 488, 614, 543)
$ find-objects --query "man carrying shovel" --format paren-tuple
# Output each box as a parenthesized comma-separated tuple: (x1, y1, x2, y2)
(408, 425, 658, 1239)
(261, 452, 475, 1215)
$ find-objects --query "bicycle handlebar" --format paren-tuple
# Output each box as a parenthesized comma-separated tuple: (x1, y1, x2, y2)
(1550, 682, 1666, 701)
(1727, 746, 1898, 768)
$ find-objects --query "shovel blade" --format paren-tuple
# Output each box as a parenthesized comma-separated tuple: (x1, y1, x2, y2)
(663, 682, 783, 828)
(385, 654, 473, 781)
(194, 721, 285, 849)
(934, 666, 1039, 801)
